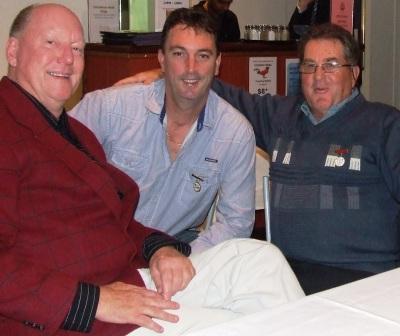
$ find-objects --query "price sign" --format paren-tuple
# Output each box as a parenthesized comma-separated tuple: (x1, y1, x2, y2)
(249, 57, 277, 96)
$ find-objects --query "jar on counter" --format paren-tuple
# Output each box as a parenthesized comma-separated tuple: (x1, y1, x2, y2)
(244, 25, 250, 40)
(249, 25, 261, 40)
(260, 24, 268, 41)
(281, 25, 290, 41)
(267, 25, 275, 41)
(275, 25, 283, 41)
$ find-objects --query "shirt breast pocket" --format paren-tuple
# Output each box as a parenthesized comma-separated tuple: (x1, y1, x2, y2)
(179, 166, 220, 208)
(109, 149, 149, 182)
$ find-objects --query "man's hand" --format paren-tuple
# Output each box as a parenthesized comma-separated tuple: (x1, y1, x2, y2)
(297, 0, 314, 12)
(113, 68, 163, 86)
(96, 281, 179, 333)
(149, 246, 196, 300)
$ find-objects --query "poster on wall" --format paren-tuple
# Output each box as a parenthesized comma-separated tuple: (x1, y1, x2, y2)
(249, 57, 277, 96)
(88, 0, 120, 43)
(330, 0, 354, 33)
(155, 0, 190, 32)
(285, 58, 301, 96)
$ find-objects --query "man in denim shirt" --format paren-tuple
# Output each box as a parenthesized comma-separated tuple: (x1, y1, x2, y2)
(71, 8, 255, 253)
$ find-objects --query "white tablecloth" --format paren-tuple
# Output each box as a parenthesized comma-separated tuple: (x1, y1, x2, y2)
(186, 268, 400, 336)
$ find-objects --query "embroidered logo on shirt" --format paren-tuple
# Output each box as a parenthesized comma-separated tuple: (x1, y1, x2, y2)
(205, 157, 218, 163)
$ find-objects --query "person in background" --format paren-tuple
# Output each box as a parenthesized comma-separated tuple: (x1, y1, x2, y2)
(0, 3, 304, 335)
(71, 8, 256, 254)
(289, 0, 330, 39)
(193, 0, 240, 42)
(116, 23, 400, 295)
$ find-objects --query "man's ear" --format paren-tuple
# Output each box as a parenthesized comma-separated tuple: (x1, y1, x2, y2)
(351, 65, 361, 87)
(214, 52, 222, 76)
(158, 49, 165, 72)
(6, 37, 19, 68)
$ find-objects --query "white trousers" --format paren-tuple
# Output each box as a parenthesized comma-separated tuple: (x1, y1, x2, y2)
(129, 239, 304, 336)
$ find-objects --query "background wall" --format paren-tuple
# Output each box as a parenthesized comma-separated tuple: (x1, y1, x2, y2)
(0, 0, 399, 110)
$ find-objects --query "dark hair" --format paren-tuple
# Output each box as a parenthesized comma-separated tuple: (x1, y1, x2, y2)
(160, 7, 219, 53)
(9, 4, 37, 37)
(298, 23, 360, 65)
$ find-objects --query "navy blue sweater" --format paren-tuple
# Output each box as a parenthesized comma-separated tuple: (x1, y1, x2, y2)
(213, 79, 400, 273)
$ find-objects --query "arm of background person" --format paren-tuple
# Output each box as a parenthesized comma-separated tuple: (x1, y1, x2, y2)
(288, 0, 314, 39)
(222, 11, 241, 42)
(113, 68, 164, 86)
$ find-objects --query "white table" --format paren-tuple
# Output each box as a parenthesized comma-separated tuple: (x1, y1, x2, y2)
(186, 268, 400, 336)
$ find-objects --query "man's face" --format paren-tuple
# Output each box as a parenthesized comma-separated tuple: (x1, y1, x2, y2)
(158, 24, 221, 110)
(301, 39, 360, 120)
(6, 5, 85, 115)
(208, 0, 233, 14)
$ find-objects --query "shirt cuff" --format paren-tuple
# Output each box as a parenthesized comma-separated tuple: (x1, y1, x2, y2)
(62, 282, 100, 333)
(143, 232, 191, 261)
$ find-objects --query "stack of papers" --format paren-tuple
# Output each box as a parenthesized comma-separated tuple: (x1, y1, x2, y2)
(100, 31, 162, 46)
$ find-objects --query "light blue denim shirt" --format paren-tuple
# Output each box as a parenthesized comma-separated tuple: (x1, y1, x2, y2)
(70, 80, 256, 253)
(301, 88, 360, 125)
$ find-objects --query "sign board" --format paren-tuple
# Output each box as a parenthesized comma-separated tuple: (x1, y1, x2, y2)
(249, 57, 277, 96)
(285, 58, 301, 96)
(88, 0, 120, 43)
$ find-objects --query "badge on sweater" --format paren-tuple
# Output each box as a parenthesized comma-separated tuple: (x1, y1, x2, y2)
(283, 140, 295, 165)
(272, 138, 282, 163)
(325, 144, 341, 167)
(349, 145, 362, 171)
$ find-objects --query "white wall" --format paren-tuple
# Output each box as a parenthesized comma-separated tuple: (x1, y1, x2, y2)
(0, 1, 88, 77)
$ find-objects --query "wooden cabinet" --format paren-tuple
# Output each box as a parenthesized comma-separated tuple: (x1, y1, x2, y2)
(83, 41, 298, 95)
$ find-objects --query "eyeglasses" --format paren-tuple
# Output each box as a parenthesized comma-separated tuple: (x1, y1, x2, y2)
(299, 61, 354, 74)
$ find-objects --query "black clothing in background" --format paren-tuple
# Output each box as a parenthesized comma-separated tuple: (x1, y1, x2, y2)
(193, 1, 241, 42)
(289, 0, 330, 39)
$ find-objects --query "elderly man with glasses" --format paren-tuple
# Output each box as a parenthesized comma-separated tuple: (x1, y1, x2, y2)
(210, 23, 400, 293)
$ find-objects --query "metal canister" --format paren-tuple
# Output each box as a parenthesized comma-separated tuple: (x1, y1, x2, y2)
(267, 25, 275, 41)
(281, 25, 290, 41)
